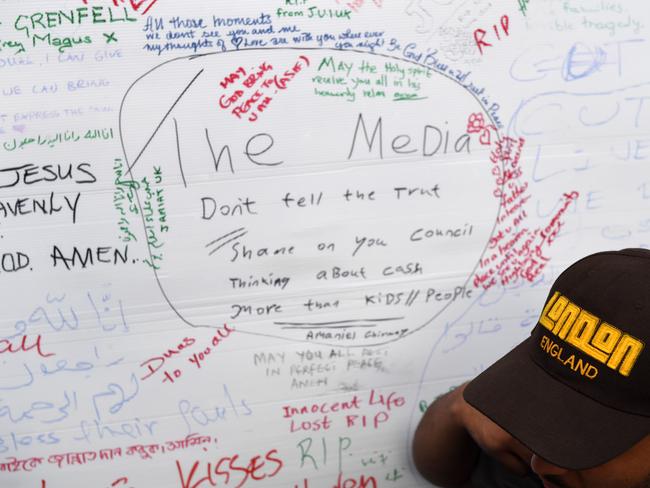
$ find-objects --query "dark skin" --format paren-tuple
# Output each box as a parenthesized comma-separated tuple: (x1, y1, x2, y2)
(412, 382, 650, 488)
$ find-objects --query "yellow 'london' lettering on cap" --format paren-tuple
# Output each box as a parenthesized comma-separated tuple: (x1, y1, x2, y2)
(538, 292, 644, 377)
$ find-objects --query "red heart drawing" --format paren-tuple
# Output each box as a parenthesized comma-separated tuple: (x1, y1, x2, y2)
(479, 128, 492, 145)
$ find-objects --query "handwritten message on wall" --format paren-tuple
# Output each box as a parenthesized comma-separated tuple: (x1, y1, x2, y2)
(0, 0, 649, 486)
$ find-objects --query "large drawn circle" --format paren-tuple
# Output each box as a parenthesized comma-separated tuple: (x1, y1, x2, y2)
(120, 47, 500, 347)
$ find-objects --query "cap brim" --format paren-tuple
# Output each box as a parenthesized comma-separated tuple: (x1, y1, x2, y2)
(463, 338, 650, 470)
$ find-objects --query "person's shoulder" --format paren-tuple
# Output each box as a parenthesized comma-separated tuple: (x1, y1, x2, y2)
(469, 452, 543, 488)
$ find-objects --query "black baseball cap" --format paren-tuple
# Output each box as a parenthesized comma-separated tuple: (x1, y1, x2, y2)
(464, 248, 650, 470)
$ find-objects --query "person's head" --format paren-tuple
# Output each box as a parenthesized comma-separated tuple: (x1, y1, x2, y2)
(529, 434, 650, 488)
(464, 248, 650, 488)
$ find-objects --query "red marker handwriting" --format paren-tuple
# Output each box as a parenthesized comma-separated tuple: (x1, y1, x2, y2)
(139, 324, 234, 384)
(467, 113, 579, 290)
(82, 0, 159, 15)
(176, 448, 283, 488)
(0, 335, 54, 358)
(42, 478, 131, 488)
(474, 15, 510, 55)
(219, 56, 310, 123)
(140, 336, 196, 382)
(295, 474, 377, 488)
(334, 473, 377, 488)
